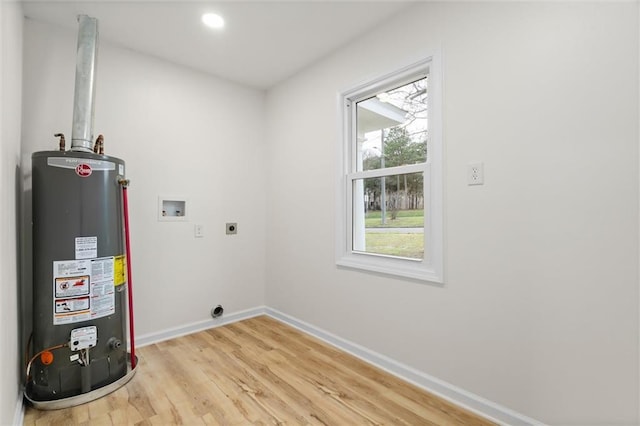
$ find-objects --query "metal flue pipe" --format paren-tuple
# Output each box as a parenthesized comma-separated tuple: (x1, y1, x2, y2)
(71, 15, 99, 152)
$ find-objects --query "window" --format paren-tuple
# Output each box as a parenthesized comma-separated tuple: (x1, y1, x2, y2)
(337, 56, 443, 282)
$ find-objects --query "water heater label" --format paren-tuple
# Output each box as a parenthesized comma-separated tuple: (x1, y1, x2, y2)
(75, 236, 97, 259)
(114, 255, 126, 287)
(55, 275, 89, 298)
(55, 296, 90, 315)
(52, 257, 115, 325)
(89, 257, 115, 320)
(47, 157, 115, 171)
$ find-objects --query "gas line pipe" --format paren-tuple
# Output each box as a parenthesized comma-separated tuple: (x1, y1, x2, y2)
(120, 178, 136, 369)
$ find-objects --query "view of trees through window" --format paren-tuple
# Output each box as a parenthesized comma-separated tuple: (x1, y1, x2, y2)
(355, 76, 428, 259)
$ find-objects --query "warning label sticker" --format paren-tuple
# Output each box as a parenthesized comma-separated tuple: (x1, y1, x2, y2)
(53, 257, 115, 325)
(55, 275, 90, 298)
(75, 236, 97, 260)
(90, 257, 115, 319)
(114, 255, 126, 287)
(55, 296, 90, 314)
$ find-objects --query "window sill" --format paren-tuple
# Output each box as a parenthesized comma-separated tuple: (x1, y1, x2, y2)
(336, 253, 443, 284)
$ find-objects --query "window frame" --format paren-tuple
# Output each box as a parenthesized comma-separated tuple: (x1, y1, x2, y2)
(336, 55, 443, 283)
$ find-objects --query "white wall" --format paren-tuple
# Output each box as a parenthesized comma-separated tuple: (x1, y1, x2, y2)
(16, 3, 640, 424)
(21, 19, 267, 340)
(265, 2, 639, 424)
(0, 1, 22, 424)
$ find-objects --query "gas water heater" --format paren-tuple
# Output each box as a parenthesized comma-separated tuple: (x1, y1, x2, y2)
(25, 15, 137, 409)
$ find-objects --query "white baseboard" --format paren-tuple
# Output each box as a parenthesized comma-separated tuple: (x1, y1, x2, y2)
(135, 306, 267, 348)
(13, 389, 24, 426)
(265, 307, 544, 426)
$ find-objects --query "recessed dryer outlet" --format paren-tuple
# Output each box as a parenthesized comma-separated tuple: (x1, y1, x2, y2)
(226, 223, 237, 235)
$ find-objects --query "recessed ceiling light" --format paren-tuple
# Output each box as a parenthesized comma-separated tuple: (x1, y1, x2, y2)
(202, 13, 224, 29)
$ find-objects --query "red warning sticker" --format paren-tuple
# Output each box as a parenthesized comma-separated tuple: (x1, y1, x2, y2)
(55, 275, 90, 298)
(75, 163, 92, 177)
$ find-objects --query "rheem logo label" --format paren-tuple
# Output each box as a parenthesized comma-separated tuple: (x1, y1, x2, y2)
(75, 163, 92, 177)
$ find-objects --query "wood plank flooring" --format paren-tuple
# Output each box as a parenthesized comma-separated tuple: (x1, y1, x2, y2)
(23, 315, 494, 425)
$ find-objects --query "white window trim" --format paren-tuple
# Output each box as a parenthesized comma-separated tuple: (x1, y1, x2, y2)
(335, 54, 443, 283)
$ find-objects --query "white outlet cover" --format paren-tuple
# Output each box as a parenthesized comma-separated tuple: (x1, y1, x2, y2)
(468, 162, 484, 185)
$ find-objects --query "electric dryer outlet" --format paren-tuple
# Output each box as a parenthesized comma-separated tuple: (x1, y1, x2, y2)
(226, 223, 237, 235)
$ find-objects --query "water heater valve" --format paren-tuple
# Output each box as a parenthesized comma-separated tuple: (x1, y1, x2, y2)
(69, 326, 97, 351)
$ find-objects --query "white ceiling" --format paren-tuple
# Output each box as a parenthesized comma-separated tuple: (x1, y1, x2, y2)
(21, 1, 412, 89)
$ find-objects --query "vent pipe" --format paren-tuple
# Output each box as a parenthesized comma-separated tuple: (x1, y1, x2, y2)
(71, 15, 99, 152)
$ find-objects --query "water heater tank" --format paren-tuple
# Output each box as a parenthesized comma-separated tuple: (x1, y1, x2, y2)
(28, 150, 130, 403)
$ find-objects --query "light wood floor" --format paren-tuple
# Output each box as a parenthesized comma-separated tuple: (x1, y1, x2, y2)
(24, 315, 493, 425)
